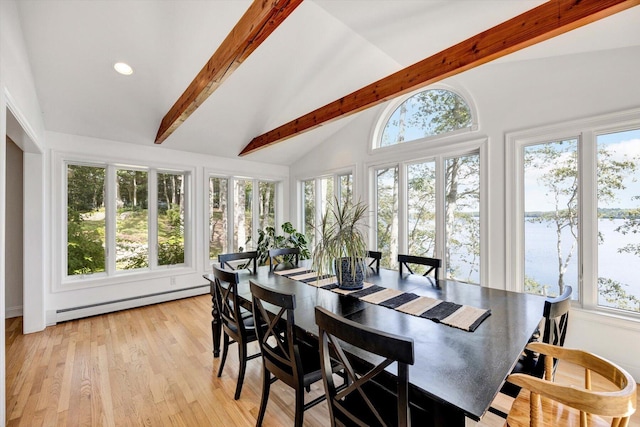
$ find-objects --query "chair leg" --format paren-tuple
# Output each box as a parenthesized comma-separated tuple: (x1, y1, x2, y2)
(294, 384, 305, 427)
(217, 333, 229, 377)
(256, 367, 271, 427)
(234, 341, 247, 400)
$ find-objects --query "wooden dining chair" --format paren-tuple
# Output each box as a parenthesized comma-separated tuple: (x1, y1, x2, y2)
(268, 247, 300, 272)
(505, 342, 636, 427)
(398, 254, 441, 282)
(250, 281, 334, 427)
(218, 250, 258, 273)
(212, 265, 261, 400)
(500, 286, 573, 399)
(366, 250, 382, 274)
(315, 306, 425, 427)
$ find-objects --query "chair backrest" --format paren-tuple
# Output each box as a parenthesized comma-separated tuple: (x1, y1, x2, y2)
(315, 306, 414, 427)
(366, 250, 382, 274)
(250, 280, 302, 387)
(398, 254, 441, 280)
(212, 265, 248, 338)
(507, 342, 637, 427)
(532, 285, 572, 378)
(218, 251, 258, 273)
(268, 247, 300, 272)
(541, 285, 572, 347)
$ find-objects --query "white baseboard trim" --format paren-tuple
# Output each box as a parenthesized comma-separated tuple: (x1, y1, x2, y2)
(54, 285, 209, 324)
(5, 305, 23, 319)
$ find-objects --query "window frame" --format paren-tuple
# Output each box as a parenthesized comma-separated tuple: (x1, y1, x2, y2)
(367, 137, 487, 283)
(370, 84, 479, 154)
(55, 152, 195, 291)
(506, 107, 640, 318)
(298, 168, 355, 246)
(206, 173, 281, 263)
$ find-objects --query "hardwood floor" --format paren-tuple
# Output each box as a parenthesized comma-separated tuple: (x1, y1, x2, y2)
(5, 295, 640, 426)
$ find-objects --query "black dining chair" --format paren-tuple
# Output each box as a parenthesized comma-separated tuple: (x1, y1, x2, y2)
(218, 250, 258, 273)
(268, 247, 300, 272)
(398, 254, 441, 282)
(499, 285, 572, 399)
(212, 265, 261, 400)
(250, 281, 335, 427)
(366, 250, 382, 274)
(315, 306, 426, 427)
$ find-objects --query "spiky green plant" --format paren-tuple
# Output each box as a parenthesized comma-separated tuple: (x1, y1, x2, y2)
(312, 197, 368, 283)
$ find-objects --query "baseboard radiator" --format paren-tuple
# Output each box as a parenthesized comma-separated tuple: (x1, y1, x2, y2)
(53, 284, 209, 324)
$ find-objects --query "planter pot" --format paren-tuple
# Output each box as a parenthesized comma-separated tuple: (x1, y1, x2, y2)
(335, 257, 364, 290)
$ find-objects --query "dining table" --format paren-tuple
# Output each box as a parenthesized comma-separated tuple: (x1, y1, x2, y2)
(203, 262, 546, 426)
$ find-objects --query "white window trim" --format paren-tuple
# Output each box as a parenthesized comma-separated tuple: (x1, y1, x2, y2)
(369, 83, 479, 155)
(367, 137, 488, 285)
(506, 107, 640, 320)
(54, 151, 196, 292)
(296, 167, 355, 244)
(205, 171, 282, 263)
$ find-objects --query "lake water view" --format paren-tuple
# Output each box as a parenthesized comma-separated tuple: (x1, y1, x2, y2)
(525, 218, 640, 303)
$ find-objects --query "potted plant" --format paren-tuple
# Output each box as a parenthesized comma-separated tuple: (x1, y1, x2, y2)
(254, 221, 310, 266)
(312, 198, 369, 290)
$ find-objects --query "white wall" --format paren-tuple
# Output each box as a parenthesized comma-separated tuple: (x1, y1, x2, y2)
(290, 45, 640, 380)
(1, 0, 47, 424)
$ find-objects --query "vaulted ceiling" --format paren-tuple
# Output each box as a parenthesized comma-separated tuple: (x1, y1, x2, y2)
(16, 1, 640, 165)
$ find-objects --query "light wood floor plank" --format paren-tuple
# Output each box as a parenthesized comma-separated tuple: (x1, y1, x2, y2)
(6, 295, 640, 426)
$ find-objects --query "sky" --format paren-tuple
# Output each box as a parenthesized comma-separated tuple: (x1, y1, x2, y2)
(524, 128, 640, 212)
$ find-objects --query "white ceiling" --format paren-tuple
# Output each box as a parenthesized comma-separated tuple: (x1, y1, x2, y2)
(15, 1, 640, 165)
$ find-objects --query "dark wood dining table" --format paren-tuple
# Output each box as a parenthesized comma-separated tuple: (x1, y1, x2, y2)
(203, 263, 545, 426)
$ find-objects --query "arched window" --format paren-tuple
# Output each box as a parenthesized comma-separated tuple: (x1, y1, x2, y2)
(378, 89, 473, 148)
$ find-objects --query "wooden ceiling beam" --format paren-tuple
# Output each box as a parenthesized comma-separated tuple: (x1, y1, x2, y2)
(239, 0, 639, 156)
(155, 0, 303, 144)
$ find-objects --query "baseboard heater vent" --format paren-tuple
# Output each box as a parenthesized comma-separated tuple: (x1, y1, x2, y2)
(55, 284, 209, 324)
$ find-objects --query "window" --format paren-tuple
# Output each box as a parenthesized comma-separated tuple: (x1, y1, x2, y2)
(208, 176, 278, 259)
(378, 88, 472, 148)
(596, 129, 640, 312)
(65, 162, 190, 280)
(116, 169, 148, 270)
(508, 112, 640, 315)
(157, 172, 185, 266)
(301, 172, 353, 246)
(67, 164, 106, 275)
(373, 152, 481, 281)
(233, 179, 252, 252)
(375, 166, 399, 269)
(372, 86, 481, 280)
(208, 177, 228, 259)
(258, 181, 276, 231)
(445, 154, 480, 283)
(523, 140, 579, 298)
(302, 179, 315, 245)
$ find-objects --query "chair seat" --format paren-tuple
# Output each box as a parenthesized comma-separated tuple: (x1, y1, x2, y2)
(224, 315, 257, 337)
(506, 389, 613, 427)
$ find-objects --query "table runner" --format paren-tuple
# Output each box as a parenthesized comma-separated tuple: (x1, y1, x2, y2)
(274, 267, 491, 332)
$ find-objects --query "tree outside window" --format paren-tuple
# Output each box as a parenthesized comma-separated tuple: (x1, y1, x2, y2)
(67, 164, 106, 275)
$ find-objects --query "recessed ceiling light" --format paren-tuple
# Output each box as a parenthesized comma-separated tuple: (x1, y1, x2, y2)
(114, 62, 133, 76)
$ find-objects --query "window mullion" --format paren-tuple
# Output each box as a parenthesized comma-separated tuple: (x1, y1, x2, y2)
(252, 179, 260, 248)
(434, 156, 446, 275)
(148, 170, 158, 269)
(580, 131, 598, 309)
(398, 163, 408, 255)
(105, 165, 116, 275)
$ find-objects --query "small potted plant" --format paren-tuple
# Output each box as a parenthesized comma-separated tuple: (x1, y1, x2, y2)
(312, 198, 369, 290)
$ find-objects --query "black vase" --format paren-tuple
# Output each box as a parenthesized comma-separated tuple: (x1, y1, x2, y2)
(335, 257, 364, 290)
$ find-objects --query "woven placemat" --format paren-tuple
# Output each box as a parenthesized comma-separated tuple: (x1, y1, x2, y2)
(274, 269, 490, 332)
